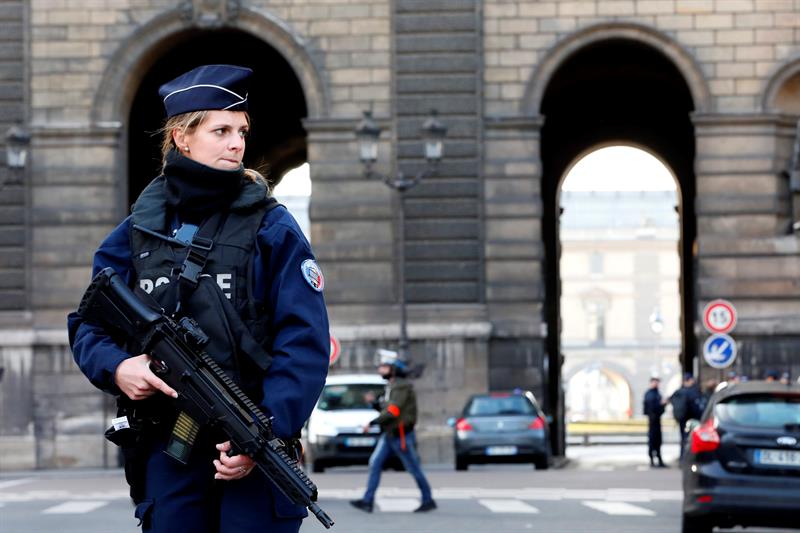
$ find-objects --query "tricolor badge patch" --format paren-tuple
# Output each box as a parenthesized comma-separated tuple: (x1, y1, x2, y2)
(301, 259, 324, 292)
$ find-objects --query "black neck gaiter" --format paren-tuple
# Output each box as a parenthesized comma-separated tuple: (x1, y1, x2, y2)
(163, 149, 245, 222)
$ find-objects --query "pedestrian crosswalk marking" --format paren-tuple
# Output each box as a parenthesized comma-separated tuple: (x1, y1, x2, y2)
(316, 486, 680, 502)
(375, 497, 419, 512)
(582, 500, 655, 516)
(478, 499, 540, 514)
(42, 501, 109, 514)
(0, 479, 33, 490)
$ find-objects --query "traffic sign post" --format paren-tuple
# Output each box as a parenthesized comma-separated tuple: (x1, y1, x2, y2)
(703, 333, 737, 369)
(702, 299, 737, 334)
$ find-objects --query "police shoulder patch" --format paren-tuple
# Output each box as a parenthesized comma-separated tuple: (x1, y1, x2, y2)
(300, 259, 324, 292)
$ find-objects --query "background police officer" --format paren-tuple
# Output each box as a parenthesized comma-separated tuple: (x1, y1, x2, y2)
(68, 64, 329, 533)
(643, 376, 667, 468)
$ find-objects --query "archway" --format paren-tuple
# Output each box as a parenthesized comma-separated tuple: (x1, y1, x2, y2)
(538, 36, 698, 453)
(566, 365, 633, 422)
(128, 29, 308, 203)
(762, 54, 800, 114)
(559, 146, 682, 423)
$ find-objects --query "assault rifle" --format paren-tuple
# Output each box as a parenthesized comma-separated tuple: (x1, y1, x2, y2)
(78, 267, 334, 529)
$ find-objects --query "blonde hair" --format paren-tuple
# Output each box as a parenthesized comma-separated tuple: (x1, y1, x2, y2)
(158, 110, 265, 186)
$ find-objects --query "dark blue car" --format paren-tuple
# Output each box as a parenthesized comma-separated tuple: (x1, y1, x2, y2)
(681, 381, 800, 532)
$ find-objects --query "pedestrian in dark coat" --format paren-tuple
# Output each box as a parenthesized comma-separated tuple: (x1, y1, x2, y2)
(670, 373, 702, 458)
(643, 376, 666, 467)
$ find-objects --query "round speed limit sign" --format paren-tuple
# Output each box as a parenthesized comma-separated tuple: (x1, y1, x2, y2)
(702, 299, 737, 334)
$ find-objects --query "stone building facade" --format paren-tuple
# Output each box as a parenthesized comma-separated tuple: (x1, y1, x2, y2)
(1, 0, 800, 469)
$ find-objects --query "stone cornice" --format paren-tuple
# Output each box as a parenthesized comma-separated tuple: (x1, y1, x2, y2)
(304, 116, 393, 142)
(0, 328, 68, 347)
(29, 122, 123, 147)
(483, 115, 545, 131)
(331, 321, 493, 341)
(692, 112, 798, 136)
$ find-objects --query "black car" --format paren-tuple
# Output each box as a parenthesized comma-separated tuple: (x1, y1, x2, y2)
(449, 391, 550, 470)
(681, 381, 800, 532)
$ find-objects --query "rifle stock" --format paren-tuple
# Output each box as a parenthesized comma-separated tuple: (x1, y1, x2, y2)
(78, 267, 334, 529)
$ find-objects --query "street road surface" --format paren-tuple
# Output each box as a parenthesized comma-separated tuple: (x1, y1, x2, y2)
(0, 444, 795, 533)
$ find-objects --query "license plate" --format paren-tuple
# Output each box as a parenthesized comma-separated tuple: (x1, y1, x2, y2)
(486, 445, 517, 456)
(344, 437, 376, 447)
(754, 449, 800, 467)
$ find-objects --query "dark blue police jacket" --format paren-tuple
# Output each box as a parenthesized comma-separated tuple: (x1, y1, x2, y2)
(67, 204, 329, 440)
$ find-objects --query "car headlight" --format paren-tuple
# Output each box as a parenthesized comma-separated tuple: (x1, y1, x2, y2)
(308, 422, 339, 443)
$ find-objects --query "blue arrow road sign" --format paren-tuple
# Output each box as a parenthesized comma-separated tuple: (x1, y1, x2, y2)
(703, 333, 737, 369)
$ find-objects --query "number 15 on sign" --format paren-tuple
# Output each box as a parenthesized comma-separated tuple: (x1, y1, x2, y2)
(703, 299, 737, 335)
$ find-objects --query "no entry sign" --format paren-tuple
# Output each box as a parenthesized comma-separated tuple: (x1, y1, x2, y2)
(329, 334, 341, 366)
(702, 299, 737, 334)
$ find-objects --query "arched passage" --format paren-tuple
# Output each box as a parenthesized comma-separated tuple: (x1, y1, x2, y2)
(128, 29, 308, 202)
(762, 53, 800, 114)
(559, 145, 682, 422)
(566, 365, 633, 422)
(537, 36, 699, 452)
(90, 7, 329, 206)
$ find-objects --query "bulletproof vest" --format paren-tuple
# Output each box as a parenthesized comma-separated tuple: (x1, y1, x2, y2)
(129, 176, 276, 400)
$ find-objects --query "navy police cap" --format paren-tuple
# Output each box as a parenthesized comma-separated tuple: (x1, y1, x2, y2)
(159, 64, 252, 118)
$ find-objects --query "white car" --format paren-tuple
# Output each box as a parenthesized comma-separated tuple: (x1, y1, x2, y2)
(303, 374, 386, 473)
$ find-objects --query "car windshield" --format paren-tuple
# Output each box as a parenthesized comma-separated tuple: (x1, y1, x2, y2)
(317, 384, 384, 411)
(465, 395, 536, 417)
(714, 393, 800, 429)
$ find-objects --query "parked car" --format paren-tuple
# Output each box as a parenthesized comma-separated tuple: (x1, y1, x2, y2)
(302, 374, 386, 473)
(449, 391, 550, 470)
(680, 381, 800, 533)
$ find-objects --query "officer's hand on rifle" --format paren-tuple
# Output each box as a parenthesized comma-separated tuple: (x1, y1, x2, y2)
(114, 353, 179, 401)
(213, 441, 256, 480)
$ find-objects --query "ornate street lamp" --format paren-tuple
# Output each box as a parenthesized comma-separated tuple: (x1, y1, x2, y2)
(355, 110, 381, 174)
(355, 109, 447, 360)
(649, 306, 664, 376)
(6, 125, 30, 169)
(3, 125, 30, 189)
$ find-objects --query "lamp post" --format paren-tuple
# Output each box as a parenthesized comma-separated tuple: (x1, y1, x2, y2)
(649, 306, 664, 374)
(3, 125, 30, 189)
(355, 109, 446, 361)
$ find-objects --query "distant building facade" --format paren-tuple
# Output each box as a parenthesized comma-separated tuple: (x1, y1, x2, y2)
(1, 0, 800, 468)
(560, 190, 682, 421)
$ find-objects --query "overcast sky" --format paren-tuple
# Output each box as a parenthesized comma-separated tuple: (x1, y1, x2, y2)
(562, 146, 677, 192)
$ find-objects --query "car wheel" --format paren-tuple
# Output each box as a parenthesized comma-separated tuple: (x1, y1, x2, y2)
(533, 455, 549, 470)
(312, 460, 325, 473)
(455, 456, 469, 471)
(681, 513, 712, 533)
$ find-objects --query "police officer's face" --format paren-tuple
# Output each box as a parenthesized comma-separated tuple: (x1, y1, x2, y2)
(175, 110, 249, 171)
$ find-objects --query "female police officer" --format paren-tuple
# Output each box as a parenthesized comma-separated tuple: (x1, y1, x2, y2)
(67, 65, 329, 532)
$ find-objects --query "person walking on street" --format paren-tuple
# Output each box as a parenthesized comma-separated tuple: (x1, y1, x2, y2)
(68, 65, 330, 533)
(643, 376, 666, 468)
(350, 349, 437, 514)
(696, 378, 718, 415)
(670, 372, 702, 458)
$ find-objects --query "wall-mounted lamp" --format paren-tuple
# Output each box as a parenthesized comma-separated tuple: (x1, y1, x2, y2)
(355, 109, 447, 190)
(6, 125, 30, 170)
